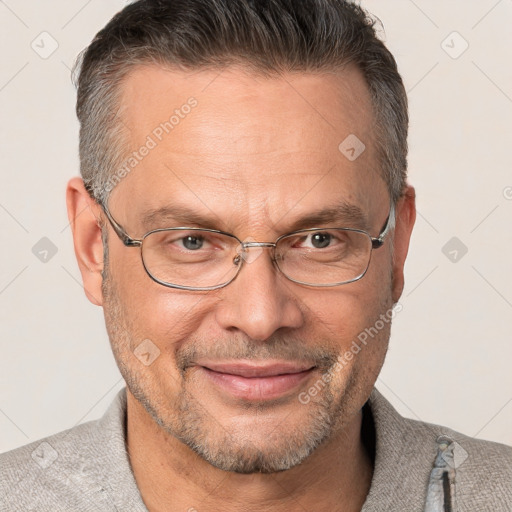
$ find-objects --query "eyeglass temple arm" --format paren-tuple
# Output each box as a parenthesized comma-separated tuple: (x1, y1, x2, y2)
(371, 203, 396, 249)
(100, 203, 142, 247)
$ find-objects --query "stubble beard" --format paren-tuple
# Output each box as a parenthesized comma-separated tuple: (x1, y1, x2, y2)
(101, 247, 390, 474)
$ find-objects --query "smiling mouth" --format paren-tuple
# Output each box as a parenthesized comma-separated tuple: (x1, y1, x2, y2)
(196, 361, 317, 401)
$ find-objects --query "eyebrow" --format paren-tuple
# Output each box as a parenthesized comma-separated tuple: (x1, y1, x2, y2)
(140, 201, 369, 233)
(279, 202, 370, 232)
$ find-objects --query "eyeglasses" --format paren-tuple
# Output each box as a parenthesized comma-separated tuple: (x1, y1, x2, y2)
(99, 202, 395, 291)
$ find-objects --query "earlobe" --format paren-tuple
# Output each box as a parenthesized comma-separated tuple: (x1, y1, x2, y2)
(66, 177, 105, 306)
(391, 184, 416, 303)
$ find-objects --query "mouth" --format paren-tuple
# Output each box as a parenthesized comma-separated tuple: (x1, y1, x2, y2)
(196, 360, 317, 401)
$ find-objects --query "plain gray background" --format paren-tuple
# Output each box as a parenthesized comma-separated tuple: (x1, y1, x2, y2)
(1, 0, 511, 453)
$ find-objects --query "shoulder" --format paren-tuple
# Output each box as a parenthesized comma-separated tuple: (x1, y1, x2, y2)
(367, 388, 512, 511)
(0, 419, 109, 511)
(0, 388, 146, 512)
(406, 414, 512, 509)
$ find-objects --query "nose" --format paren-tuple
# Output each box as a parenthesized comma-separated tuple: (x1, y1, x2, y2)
(214, 245, 304, 341)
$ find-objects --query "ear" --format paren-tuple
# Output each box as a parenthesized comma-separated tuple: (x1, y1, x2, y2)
(66, 177, 105, 306)
(391, 184, 416, 303)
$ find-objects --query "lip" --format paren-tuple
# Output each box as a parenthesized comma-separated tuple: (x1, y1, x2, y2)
(196, 360, 316, 401)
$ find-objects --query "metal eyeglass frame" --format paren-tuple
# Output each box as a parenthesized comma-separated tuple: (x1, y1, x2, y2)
(99, 202, 396, 291)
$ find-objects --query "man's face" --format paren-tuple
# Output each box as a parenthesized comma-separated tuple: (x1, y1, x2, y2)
(101, 64, 397, 473)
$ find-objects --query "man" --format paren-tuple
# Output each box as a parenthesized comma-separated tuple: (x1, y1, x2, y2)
(1, 0, 510, 510)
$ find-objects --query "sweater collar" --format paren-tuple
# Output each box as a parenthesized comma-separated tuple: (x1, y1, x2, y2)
(93, 386, 438, 511)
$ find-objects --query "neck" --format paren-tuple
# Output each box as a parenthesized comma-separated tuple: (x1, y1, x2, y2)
(126, 391, 373, 512)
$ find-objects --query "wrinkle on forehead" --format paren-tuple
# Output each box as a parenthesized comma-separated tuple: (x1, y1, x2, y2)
(118, 63, 375, 157)
(110, 63, 388, 237)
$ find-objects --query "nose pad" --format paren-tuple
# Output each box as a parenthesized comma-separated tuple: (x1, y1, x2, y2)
(236, 239, 268, 265)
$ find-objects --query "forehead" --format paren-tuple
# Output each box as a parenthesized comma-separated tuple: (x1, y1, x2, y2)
(111, 64, 387, 234)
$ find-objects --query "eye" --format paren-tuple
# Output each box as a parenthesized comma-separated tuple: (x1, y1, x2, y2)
(309, 232, 332, 249)
(297, 231, 342, 250)
(155, 232, 214, 252)
(180, 235, 205, 251)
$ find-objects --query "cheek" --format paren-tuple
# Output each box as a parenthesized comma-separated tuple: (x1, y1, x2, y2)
(313, 287, 392, 394)
(116, 273, 215, 354)
(307, 269, 391, 340)
(303, 267, 393, 374)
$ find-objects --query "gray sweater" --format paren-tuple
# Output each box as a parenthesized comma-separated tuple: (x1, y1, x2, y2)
(1, 387, 510, 511)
